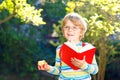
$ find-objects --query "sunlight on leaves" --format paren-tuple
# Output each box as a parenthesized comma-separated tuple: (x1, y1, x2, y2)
(0, 0, 46, 26)
(66, 1, 76, 13)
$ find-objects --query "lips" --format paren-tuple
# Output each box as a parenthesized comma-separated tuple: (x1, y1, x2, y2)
(68, 34, 74, 36)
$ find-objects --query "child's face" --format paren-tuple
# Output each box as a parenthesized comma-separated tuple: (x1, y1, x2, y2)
(63, 20, 82, 44)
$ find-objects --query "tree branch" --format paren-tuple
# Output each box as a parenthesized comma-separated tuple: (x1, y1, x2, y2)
(0, 13, 16, 24)
(0, 0, 16, 24)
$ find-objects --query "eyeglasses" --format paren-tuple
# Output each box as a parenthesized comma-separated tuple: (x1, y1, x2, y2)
(63, 26, 80, 31)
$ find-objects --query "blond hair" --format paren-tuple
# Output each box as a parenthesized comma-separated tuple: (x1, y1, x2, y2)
(62, 12, 87, 33)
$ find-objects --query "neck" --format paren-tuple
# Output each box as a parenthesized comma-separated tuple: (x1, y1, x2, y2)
(67, 40, 81, 45)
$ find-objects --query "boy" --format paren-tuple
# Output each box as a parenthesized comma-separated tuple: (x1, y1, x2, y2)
(38, 12, 98, 80)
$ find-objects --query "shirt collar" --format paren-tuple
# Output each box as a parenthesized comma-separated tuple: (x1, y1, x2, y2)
(76, 41, 82, 46)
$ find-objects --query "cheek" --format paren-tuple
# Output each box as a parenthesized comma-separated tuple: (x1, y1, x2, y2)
(77, 32, 83, 38)
(79, 31, 84, 35)
(63, 33, 67, 38)
(63, 31, 67, 36)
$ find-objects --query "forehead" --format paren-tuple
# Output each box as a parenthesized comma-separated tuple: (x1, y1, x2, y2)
(64, 20, 77, 26)
(63, 18, 82, 27)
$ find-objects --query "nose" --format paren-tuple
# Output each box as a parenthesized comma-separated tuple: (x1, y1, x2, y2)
(68, 27, 73, 31)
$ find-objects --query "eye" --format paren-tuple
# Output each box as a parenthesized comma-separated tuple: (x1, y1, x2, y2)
(73, 27, 77, 29)
(64, 26, 69, 29)
(63, 26, 80, 31)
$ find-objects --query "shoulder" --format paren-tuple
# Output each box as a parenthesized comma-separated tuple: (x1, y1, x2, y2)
(56, 41, 68, 50)
(56, 44, 63, 51)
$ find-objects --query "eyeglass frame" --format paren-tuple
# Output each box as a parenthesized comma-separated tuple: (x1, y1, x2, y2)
(63, 26, 81, 31)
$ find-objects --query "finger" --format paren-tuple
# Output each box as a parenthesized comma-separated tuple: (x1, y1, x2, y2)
(38, 65, 41, 70)
(42, 64, 45, 68)
(40, 67, 44, 70)
(83, 56, 86, 61)
(43, 64, 47, 69)
(73, 58, 81, 63)
(71, 58, 73, 61)
(74, 57, 77, 60)
(71, 58, 75, 64)
(71, 57, 76, 62)
(71, 58, 79, 64)
(38, 65, 45, 70)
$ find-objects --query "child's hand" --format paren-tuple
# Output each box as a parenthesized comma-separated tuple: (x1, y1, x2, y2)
(38, 60, 50, 71)
(71, 56, 86, 68)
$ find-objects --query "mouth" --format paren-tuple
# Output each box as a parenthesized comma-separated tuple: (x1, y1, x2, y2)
(68, 34, 74, 36)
